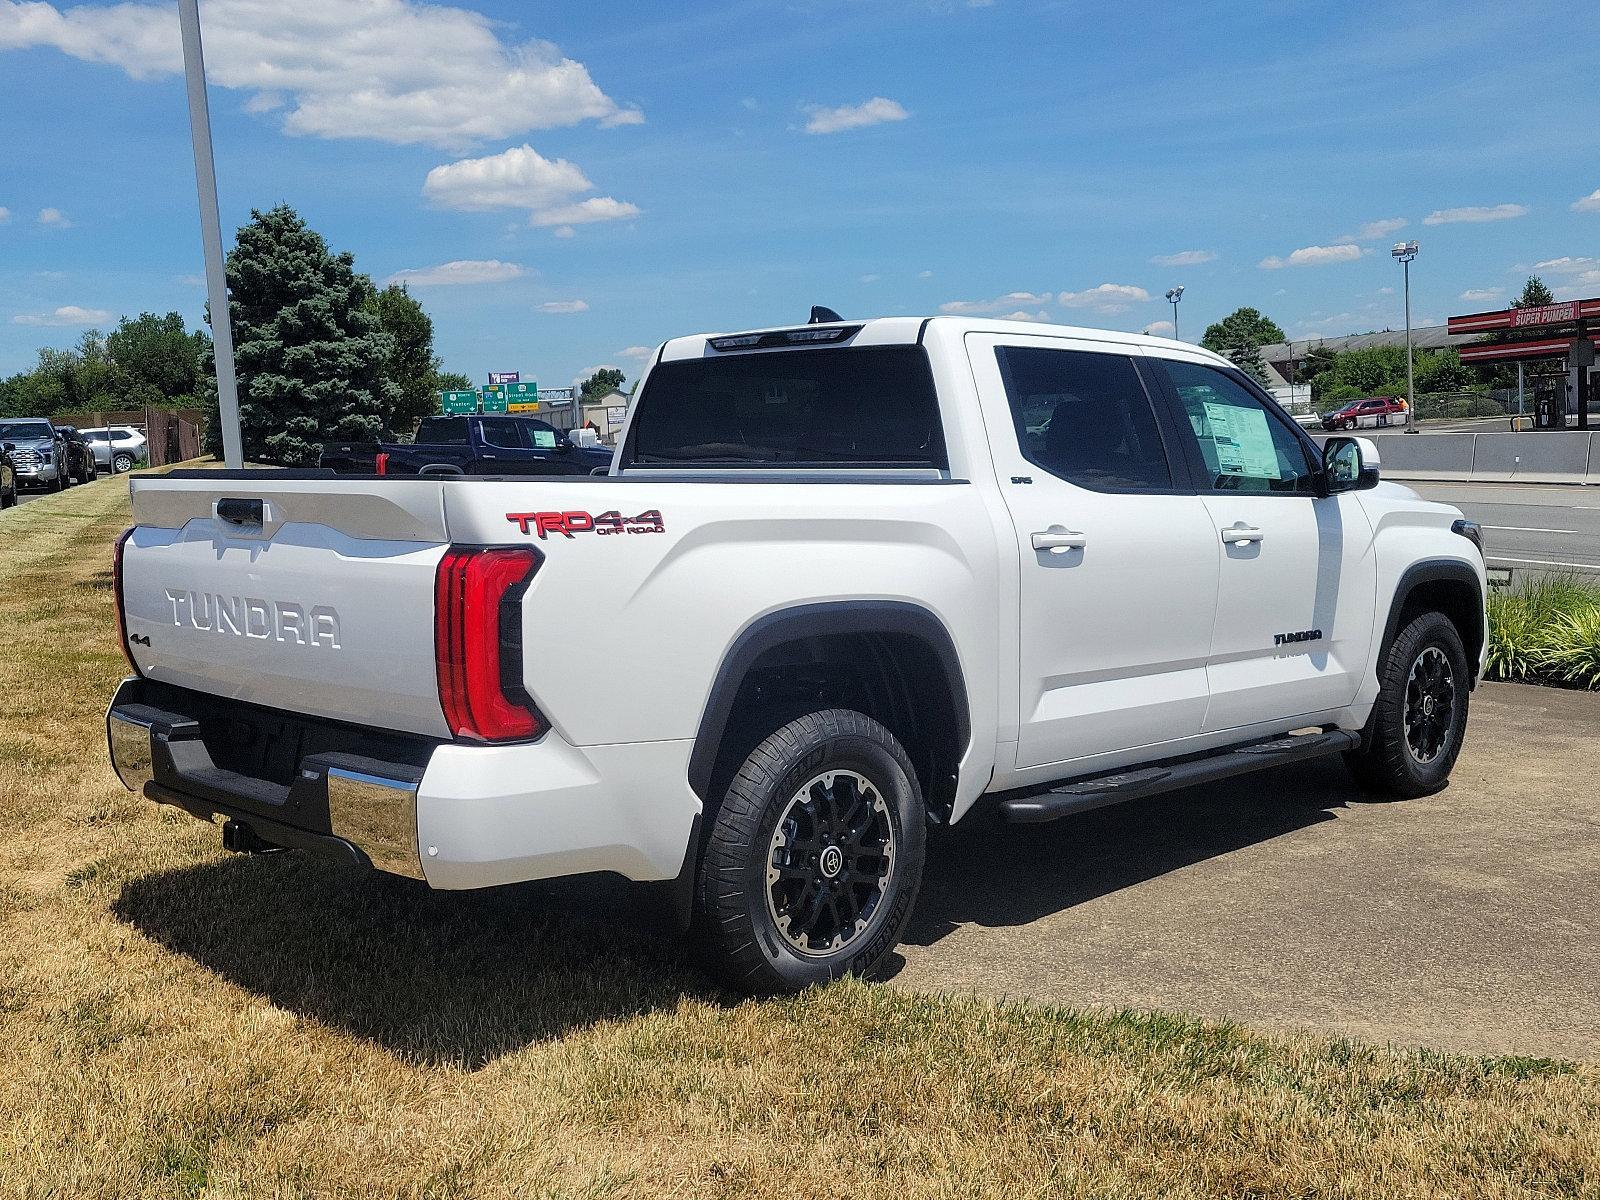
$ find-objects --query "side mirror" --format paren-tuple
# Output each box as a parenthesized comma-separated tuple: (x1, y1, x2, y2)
(1323, 435, 1380, 493)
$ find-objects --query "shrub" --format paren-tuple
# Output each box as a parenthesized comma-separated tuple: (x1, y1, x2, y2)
(1486, 574, 1600, 688)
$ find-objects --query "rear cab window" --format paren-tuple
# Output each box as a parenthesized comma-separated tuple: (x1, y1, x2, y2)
(415, 417, 468, 445)
(622, 345, 946, 470)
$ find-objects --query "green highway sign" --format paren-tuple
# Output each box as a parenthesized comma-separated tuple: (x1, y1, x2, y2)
(505, 381, 539, 412)
(440, 389, 478, 414)
(480, 384, 508, 413)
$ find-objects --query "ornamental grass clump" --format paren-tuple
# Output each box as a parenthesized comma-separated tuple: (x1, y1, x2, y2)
(1486, 573, 1600, 688)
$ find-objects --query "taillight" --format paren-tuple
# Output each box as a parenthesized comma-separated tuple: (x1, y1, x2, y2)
(374, 451, 389, 476)
(113, 527, 139, 674)
(434, 547, 545, 742)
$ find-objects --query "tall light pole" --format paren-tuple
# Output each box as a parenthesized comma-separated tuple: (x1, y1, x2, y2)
(178, 0, 243, 468)
(1165, 285, 1185, 341)
(1392, 240, 1419, 434)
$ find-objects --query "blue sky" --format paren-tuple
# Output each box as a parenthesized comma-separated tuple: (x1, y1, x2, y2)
(2, 0, 1598, 387)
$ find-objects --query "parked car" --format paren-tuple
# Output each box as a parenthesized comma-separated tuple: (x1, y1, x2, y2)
(320, 414, 613, 477)
(108, 314, 1486, 995)
(54, 424, 99, 485)
(0, 418, 69, 491)
(79, 426, 148, 473)
(1320, 397, 1406, 430)
(0, 442, 16, 508)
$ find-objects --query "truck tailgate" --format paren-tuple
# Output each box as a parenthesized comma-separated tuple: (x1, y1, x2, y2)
(122, 476, 452, 738)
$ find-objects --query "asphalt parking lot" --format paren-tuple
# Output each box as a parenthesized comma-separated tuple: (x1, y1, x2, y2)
(895, 681, 1600, 1059)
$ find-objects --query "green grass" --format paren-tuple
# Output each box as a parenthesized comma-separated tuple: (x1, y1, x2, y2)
(1486, 574, 1600, 689)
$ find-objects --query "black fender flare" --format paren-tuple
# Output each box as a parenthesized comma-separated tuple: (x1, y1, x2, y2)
(1378, 557, 1485, 681)
(686, 600, 970, 802)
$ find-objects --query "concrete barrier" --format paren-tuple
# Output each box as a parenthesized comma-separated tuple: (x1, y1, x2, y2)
(1364, 433, 1477, 481)
(1310, 429, 1600, 485)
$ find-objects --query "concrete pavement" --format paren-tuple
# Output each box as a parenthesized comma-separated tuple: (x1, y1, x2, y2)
(894, 682, 1600, 1059)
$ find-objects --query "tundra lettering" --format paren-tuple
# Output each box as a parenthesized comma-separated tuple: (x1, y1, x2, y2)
(163, 588, 341, 649)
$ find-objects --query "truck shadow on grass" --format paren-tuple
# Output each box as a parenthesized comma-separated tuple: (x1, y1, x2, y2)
(113, 853, 724, 1069)
(901, 760, 1365, 951)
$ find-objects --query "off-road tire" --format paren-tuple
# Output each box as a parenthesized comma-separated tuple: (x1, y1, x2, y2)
(693, 708, 926, 994)
(1344, 611, 1470, 798)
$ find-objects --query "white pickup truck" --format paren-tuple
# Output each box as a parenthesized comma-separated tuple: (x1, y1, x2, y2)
(108, 315, 1487, 992)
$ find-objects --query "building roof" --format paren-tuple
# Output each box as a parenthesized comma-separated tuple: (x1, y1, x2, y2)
(1255, 325, 1477, 385)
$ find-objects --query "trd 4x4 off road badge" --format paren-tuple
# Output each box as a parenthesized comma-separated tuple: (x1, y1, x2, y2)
(506, 509, 665, 540)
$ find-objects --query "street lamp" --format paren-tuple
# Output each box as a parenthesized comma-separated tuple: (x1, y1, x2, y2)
(178, 0, 243, 468)
(1165, 286, 1184, 340)
(1392, 240, 1419, 433)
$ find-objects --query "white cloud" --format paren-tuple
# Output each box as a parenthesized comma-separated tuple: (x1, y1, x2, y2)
(1339, 217, 1407, 242)
(1258, 243, 1362, 269)
(536, 299, 588, 314)
(939, 290, 1052, 315)
(527, 197, 640, 227)
(385, 259, 525, 287)
(36, 206, 70, 227)
(1458, 288, 1500, 302)
(804, 96, 909, 134)
(1533, 256, 1599, 275)
(13, 304, 112, 326)
(998, 310, 1049, 322)
(1057, 283, 1151, 312)
(859, 273, 881, 284)
(1150, 250, 1216, 267)
(1141, 320, 1175, 337)
(552, 226, 574, 238)
(918, 269, 933, 279)
(0, 0, 641, 150)
(1422, 203, 1528, 225)
(423, 144, 638, 229)
(0, 206, 10, 223)
(424, 145, 593, 211)
(1573, 189, 1600, 213)
(617, 345, 653, 360)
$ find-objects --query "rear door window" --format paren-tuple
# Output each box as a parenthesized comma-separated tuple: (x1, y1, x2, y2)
(626, 346, 945, 469)
(415, 417, 468, 445)
(994, 346, 1174, 491)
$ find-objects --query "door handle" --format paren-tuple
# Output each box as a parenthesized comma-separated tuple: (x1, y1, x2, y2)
(1032, 528, 1087, 553)
(1221, 523, 1264, 544)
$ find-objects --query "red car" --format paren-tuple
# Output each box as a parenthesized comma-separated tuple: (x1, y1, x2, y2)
(1321, 396, 1406, 430)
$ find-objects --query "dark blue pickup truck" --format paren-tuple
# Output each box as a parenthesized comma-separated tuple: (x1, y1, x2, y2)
(320, 414, 613, 477)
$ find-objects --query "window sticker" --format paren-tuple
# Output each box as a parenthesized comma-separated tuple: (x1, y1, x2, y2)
(1201, 401, 1281, 480)
(531, 429, 557, 448)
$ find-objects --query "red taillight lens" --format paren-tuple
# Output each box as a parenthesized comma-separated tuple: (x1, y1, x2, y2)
(434, 547, 545, 742)
(113, 527, 139, 674)
(374, 451, 389, 476)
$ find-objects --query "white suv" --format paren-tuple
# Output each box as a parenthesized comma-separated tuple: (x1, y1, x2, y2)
(80, 426, 147, 473)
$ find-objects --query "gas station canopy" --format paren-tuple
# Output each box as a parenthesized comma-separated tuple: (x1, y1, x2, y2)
(1449, 297, 1598, 428)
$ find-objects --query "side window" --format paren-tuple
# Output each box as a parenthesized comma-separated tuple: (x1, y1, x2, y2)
(478, 418, 521, 448)
(994, 346, 1174, 491)
(1161, 361, 1316, 494)
(417, 418, 467, 445)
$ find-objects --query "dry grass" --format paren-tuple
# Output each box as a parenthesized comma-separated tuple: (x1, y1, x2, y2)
(2, 472, 1599, 1198)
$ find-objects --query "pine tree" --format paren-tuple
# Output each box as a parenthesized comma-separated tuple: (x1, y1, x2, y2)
(204, 205, 397, 464)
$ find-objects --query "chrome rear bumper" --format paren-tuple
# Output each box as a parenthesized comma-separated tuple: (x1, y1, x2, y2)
(106, 677, 426, 880)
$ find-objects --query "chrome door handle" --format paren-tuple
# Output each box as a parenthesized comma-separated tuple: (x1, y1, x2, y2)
(1032, 528, 1087, 553)
(1221, 523, 1264, 544)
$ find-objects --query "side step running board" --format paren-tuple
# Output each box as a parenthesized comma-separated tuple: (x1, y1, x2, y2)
(998, 729, 1361, 824)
